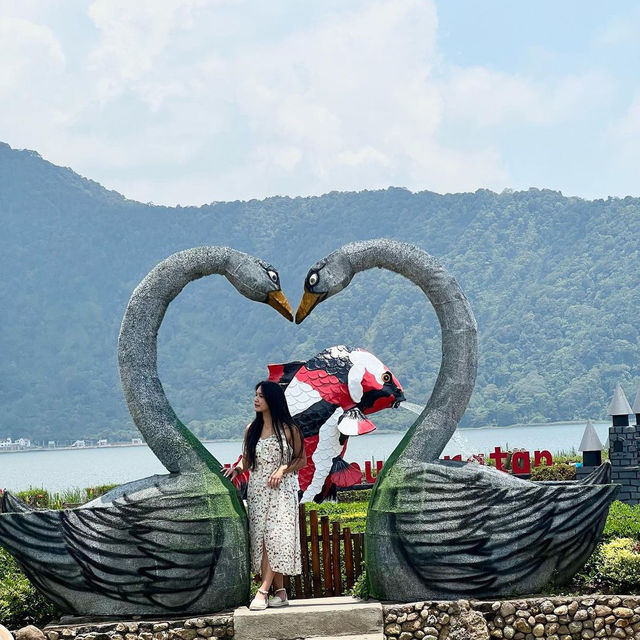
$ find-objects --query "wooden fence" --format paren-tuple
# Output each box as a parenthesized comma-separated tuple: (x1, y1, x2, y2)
(281, 503, 365, 599)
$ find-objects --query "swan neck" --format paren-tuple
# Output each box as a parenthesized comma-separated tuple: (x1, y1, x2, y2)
(344, 240, 478, 463)
(118, 247, 232, 473)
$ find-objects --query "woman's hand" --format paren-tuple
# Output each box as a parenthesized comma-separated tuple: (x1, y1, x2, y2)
(268, 465, 287, 488)
(222, 465, 239, 479)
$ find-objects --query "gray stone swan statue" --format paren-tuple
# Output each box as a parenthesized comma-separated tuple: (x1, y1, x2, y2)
(295, 238, 619, 600)
(0, 246, 293, 616)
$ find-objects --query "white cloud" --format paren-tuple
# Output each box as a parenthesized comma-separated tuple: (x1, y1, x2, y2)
(441, 66, 611, 127)
(606, 93, 640, 166)
(0, 0, 630, 203)
(0, 16, 65, 96)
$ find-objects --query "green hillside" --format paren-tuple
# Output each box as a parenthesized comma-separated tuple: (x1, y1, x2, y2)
(1, 142, 638, 442)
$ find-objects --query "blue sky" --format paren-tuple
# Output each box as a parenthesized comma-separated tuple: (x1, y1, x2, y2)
(1, 0, 639, 205)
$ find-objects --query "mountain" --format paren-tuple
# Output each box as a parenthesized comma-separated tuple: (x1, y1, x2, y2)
(1, 142, 638, 443)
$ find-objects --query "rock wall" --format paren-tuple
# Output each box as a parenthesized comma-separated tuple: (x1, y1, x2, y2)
(41, 616, 233, 640)
(382, 596, 640, 640)
(6, 596, 640, 640)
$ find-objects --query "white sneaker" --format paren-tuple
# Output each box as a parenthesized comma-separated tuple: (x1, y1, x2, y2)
(269, 588, 289, 607)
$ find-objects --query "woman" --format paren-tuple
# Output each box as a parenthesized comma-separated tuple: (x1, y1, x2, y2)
(224, 380, 306, 610)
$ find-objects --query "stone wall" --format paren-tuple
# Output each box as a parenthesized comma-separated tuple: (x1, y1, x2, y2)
(383, 596, 640, 640)
(41, 616, 233, 640)
(609, 422, 640, 506)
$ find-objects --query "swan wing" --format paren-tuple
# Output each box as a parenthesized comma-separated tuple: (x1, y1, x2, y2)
(62, 491, 226, 611)
(0, 490, 228, 612)
(0, 491, 36, 513)
(389, 462, 617, 596)
(0, 508, 89, 610)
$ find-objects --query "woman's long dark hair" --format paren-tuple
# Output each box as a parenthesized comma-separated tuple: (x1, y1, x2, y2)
(244, 380, 303, 470)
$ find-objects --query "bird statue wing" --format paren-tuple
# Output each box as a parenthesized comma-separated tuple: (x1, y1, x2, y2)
(0, 487, 226, 613)
(385, 462, 618, 597)
(0, 491, 35, 513)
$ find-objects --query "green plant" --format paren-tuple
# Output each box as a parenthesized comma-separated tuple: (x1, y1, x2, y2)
(0, 548, 60, 628)
(348, 567, 369, 600)
(597, 538, 640, 589)
(602, 501, 640, 541)
(58, 487, 85, 505)
(551, 448, 581, 464)
(84, 484, 118, 500)
(530, 462, 576, 481)
(305, 501, 368, 533)
(15, 487, 50, 509)
(338, 489, 371, 503)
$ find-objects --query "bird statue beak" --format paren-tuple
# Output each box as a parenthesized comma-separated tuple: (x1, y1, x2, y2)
(267, 290, 294, 322)
(295, 291, 324, 324)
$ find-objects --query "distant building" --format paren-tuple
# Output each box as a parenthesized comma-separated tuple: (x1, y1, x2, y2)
(0, 437, 31, 450)
(97, 439, 108, 446)
(47, 440, 56, 448)
(131, 438, 143, 445)
(71, 440, 86, 448)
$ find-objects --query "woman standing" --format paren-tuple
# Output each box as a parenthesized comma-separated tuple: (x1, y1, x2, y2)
(224, 380, 306, 610)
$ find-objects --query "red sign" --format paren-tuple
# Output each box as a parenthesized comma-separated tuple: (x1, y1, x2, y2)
(443, 446, 552, 475)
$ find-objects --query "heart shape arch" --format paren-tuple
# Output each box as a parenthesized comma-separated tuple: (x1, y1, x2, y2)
(293, 238, 617, 602)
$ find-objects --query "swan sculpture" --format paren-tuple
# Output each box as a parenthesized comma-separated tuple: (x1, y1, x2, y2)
(0, 246, 292, 616)
(296, 238, 619, 600)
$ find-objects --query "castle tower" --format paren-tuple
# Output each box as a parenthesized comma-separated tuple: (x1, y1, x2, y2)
(608, 384, 639, 505)
(577, 419, 604, 481)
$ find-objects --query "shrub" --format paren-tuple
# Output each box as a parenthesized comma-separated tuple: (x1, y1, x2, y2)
(597, 538, 640, 589)
(530, 463, 576, 481)
(0, 548, 60, 628)
(84, 484, 118, 499)
(602, 501, 640, 541)
(305, 500, 368, 533)
(338, 488, 371, 503)
(348, 567, 369, 600)
(15, 488, 50, 509)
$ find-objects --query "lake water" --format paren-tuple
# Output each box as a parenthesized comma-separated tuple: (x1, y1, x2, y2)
(0, 421, 610, 493)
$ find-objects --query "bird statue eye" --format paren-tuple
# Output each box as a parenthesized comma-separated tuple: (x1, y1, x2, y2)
(308, 272, 319, 287)
(267, 269, 279, 283)
(382, 372, 392, 383)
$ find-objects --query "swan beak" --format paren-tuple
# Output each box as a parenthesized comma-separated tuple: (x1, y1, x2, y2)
(267, 290, 294, 322)
(295, 291, 324, 324)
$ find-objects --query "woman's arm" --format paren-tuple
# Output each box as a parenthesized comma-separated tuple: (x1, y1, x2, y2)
(267, 426, 306, 488)
(285, 426, 306, 472)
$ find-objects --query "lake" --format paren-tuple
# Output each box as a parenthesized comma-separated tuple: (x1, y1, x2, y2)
(0, 421, 610, 493)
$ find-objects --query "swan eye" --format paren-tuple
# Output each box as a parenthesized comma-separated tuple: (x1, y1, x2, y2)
(308, 272, 319, 287)
(267, 269, 279, 283)
(382, 372, 392, 383)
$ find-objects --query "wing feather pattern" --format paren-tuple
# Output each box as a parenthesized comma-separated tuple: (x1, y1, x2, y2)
(391, 462, 618, 596)
(0, 485, 224, 612)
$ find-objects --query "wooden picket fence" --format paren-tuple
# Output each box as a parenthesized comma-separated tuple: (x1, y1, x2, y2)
(281, 503, 365, 599)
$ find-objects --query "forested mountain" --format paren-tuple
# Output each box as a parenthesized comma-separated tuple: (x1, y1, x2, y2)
(1, 141, 639, 443)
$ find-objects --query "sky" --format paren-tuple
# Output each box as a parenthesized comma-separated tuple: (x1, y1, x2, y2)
(1, 0, 639, 206)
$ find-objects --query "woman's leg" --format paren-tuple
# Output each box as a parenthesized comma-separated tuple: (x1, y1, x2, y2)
(256, 541, 275, 602)
(272, 572, 287, 601)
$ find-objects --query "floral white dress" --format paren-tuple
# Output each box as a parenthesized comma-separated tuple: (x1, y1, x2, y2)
(247, 432, 301, 575)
